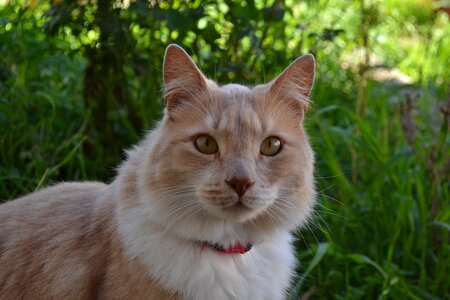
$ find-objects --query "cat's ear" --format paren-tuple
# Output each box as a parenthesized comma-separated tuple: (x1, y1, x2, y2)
(269, 54, 315, 117)
(163, 44, 207, 113)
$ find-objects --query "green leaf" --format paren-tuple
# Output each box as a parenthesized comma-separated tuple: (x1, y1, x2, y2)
(347, 253, 387, 278)
(202, 23, 221, 43)
(429, 221, 450, 232)
(166, 10, 194, 29)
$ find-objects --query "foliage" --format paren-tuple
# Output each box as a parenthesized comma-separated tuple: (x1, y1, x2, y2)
(0, 0, 449, 298)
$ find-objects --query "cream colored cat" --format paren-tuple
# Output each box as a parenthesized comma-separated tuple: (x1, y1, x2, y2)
(0, 44, 316, 300)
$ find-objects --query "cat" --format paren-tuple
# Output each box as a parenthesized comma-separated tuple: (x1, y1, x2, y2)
(0, 44, 316, 300)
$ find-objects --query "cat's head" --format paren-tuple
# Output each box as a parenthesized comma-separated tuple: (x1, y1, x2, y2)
(138, 44, 315, 242)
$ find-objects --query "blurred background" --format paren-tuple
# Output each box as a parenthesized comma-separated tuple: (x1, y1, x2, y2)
(0, 0, 449, 298)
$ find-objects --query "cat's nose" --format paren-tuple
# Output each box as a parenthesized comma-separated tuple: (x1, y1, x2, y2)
(225, 177, 254, 197)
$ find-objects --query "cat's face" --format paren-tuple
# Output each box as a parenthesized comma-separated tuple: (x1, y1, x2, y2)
(141, 45, 315, 238)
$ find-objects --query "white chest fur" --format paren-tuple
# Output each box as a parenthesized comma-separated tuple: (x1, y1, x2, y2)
(118, 205, 296, 300)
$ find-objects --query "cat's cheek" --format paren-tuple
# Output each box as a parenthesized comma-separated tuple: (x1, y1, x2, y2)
(282, 183, 316, 227)
(257, 157, 291, 185)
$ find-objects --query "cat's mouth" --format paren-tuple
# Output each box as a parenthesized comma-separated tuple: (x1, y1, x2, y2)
(200, 189, 274, 221)
(223, 201, 250, 212)
(207, 198, 268, 222)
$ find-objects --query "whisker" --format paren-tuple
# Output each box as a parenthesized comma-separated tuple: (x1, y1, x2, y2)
(316, 192, 344, 206)
(315, 173, 346, 179)
(310, 211, 332, 233)
(316, 184, 336, 194)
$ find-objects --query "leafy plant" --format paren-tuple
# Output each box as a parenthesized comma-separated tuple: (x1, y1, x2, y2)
(0, 0, 448, 298)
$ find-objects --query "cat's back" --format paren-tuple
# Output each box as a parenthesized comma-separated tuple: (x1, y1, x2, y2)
(0, 182, 108, 237)
(0, 182, 109, 299)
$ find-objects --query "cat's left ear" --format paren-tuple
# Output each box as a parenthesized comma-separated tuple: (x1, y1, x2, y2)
(163, 44, 208, 114)
(269, 54, 315, 117)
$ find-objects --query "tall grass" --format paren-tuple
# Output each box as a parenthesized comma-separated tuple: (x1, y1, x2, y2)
(294, 94, 449, 298)
(0, 0, 448, 298)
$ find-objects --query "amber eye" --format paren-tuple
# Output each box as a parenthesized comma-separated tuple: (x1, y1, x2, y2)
(194, 135, 218, 154)
(260, 136, 282, 156)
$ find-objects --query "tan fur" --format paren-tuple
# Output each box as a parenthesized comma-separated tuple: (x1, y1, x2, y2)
(0, 183, 180, 299)
(0, 44, 316, 299)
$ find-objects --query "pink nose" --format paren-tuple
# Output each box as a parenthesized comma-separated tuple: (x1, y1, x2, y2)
(226, 177, 254, 197)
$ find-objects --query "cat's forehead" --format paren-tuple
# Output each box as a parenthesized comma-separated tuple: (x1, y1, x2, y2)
(213, 84, 263, 134)
(220, 83, 252, 95)
(169, 81, 296, 141)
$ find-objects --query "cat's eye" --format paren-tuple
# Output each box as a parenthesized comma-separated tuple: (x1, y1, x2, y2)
(260, 136, 282, 156)
(194, 135, 218, 154)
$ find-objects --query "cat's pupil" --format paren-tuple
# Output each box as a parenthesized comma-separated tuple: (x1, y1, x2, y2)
(195, 135, 218, 154)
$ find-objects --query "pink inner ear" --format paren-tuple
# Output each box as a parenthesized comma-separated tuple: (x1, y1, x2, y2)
(269, 54, 315, 115)
(163, 45, 207, 113)
(163, 44, 206, 88)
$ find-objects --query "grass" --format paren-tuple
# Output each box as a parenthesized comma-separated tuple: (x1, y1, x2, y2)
(0, 0, 449, 299)
(298, 96, 449, 298)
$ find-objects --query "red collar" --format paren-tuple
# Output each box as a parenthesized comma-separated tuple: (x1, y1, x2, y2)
(201, 241, 253, 254)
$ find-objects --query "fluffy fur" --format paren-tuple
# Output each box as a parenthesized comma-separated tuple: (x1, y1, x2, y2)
(0, 44, 316, 300)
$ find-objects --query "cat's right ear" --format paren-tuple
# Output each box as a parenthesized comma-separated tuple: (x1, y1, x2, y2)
(163, 44, 207, 114)
(268, 54, 315, 118)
